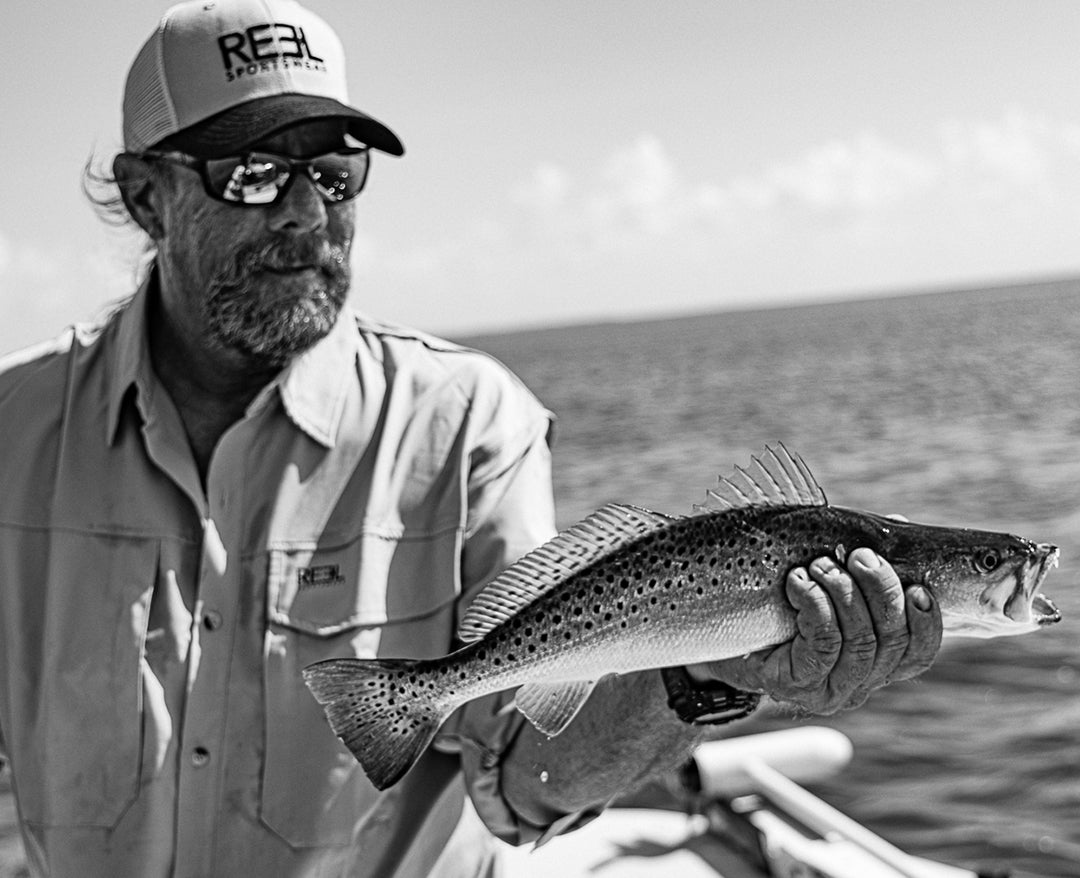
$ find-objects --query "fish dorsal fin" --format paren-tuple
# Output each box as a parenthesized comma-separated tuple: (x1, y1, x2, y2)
(515, 679, 603, 737)
(458, 503, 675, 643)
(696, 444, 827, 513)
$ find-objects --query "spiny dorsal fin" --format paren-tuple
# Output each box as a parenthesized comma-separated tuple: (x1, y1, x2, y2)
(514, 679, 603, 737)
(458, 503, 676, 643)
(695, 444, 827, 513)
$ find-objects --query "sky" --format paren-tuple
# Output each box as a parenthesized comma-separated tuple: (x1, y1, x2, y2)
(5, 0, 1080, 353)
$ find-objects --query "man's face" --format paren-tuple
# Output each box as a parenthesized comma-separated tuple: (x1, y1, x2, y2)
(153, 119, 357, 368)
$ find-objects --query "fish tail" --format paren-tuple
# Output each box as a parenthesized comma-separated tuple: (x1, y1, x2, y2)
(302, 657, 449, 790)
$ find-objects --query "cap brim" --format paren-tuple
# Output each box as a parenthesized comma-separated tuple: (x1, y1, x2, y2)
(156, 93, 404, 157)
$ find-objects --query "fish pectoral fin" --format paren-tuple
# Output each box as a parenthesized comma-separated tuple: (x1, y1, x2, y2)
(515, 679, 604, 737)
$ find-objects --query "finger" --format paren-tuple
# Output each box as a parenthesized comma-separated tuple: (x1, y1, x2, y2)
(849, 548, 909, 679)
(785, 565, 841, 687)
(892, 584, 943, 681)
(808, 556, 877, 708)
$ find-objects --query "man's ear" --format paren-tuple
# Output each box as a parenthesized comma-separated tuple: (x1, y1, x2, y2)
(113, 153, 165, 240)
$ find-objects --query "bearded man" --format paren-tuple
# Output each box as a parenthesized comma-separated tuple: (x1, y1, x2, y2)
(0, 1, 942, 875)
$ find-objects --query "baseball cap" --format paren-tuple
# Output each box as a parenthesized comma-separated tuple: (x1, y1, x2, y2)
(123, 0, 404, 158)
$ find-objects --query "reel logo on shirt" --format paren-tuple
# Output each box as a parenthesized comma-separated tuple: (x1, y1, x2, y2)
(218, 22, 327, 83)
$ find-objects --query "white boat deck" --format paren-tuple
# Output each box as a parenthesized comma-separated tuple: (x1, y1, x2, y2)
(499, 809, 766, 878)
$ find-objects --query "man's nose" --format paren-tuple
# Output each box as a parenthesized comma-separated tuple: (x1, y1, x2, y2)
(267, 172, 328, 234)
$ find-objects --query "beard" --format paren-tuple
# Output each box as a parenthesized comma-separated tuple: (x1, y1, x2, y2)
(202, 233, 351, 367)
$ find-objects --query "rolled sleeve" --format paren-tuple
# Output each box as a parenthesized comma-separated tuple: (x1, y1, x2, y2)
(435, 693, 604, 846)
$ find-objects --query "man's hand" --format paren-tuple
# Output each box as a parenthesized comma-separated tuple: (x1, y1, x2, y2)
(690, 547, 943, 715)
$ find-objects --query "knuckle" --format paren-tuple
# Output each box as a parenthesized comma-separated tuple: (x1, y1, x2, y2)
(876, 630, 909, 655)
(846, 631, 879, 658)
(809, 629, 843, 656)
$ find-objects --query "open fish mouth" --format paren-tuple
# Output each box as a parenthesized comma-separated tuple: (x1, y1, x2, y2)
(1031, 593, 1062, 626)
(1005, 543, 1060, 627)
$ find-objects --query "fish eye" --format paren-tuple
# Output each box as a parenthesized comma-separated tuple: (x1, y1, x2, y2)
(973, 549, 1002, 573)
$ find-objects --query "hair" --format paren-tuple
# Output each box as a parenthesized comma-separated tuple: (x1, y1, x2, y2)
(82, 149, 164, 261)
(83, 153, 134, 227)
(81, 150, 162, 300)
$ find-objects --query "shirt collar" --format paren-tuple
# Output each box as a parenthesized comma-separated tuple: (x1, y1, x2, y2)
(106, 271, 359, 449)
(255, 308, 358, 448)
(105, 273, 156, 446)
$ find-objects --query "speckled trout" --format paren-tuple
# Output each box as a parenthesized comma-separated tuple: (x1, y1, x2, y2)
(303, 445, 1061, 790)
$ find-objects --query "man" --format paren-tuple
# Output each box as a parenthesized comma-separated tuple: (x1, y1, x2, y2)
(0, 1, 942, 875)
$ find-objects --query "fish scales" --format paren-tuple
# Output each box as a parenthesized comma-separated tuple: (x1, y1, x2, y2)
(303, 445, 1062, 790)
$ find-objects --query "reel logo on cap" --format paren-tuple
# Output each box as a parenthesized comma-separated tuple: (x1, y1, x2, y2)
(219, 21, 327, 83)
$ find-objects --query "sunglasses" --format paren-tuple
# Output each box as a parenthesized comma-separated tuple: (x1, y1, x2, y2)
(139, 147, 371, 206)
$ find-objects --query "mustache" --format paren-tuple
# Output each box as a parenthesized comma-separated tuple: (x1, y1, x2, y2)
(213, 234, 350, 286)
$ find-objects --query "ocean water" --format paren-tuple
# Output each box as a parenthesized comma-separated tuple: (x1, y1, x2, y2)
(2, 279, 1079, 875)
(465, 278, 1080, 877)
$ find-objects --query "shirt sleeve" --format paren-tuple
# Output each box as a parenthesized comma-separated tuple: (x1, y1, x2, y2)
(434, 401, 607, 845)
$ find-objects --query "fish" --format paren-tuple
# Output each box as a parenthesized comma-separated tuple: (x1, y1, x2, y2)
(302, 445, 1061, 790)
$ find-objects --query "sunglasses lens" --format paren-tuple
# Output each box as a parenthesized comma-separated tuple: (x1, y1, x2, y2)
(308, 150, 370, 202)
(200, 149, 369, 205)
(204, 153, 289, 205)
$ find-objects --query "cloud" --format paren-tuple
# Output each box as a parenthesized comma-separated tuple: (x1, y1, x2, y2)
(504, 108, 1080, 242)
(737, 133, 938, 216)
(357, 109, 1080, 333)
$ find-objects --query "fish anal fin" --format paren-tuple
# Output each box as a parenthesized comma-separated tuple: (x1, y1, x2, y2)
(696, 444, 827, 513)
(515, 678, 602, 737)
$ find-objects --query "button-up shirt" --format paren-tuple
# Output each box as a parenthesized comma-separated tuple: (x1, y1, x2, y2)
(0, 276, 568, 877)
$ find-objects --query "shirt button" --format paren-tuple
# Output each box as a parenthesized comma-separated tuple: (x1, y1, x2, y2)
(192, 747, 211, 768)
(203, 610, 223, 631)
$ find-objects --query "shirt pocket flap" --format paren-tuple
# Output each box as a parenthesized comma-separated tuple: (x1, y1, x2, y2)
(268, 524, 463, 636)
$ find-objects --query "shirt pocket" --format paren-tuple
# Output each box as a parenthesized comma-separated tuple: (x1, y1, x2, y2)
(18, 534, 157, 829)
(260, 524, 462, 848)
